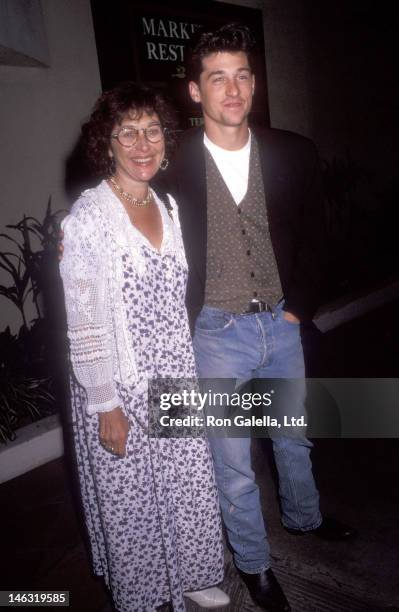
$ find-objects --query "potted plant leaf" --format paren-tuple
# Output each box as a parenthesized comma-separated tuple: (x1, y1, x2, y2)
(0, 200, 67, 444)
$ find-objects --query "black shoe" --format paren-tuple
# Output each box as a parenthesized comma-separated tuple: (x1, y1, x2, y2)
(238, 568, 291, 611)
(284, 516, 358, 541)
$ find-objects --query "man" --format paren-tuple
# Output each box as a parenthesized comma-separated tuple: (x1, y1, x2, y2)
(156, 23, 356, 612)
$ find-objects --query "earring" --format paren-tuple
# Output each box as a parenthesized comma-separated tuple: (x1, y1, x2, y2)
(159, 158, 169, 171)
(109, 156, 116, 175)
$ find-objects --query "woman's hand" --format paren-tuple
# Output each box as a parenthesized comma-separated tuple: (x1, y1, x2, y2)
(98, 407, 130, 458)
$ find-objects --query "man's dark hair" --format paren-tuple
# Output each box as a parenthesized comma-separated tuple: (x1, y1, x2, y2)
(187, 22, 255, 83)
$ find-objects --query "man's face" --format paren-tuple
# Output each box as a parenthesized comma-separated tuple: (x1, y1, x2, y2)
(189, 51, 255, 130)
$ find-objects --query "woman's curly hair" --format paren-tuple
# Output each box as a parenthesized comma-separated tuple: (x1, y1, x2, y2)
(82, 82, 177, 177)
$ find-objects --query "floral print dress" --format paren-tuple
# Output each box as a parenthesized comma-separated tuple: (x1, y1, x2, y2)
(64, 184, 224, 612)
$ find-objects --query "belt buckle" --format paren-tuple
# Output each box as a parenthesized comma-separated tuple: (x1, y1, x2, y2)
(249, 299, 267, 313)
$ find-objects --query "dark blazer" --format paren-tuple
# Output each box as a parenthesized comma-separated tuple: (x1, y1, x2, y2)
(153, 126, 326, 331)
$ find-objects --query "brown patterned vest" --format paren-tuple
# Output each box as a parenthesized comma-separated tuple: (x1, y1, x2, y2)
(204, 137, 282, 313)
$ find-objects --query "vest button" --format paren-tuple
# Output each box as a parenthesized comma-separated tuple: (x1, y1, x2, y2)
(237, 207, 242, 214)
(242, 229, 246, 235)
(253, 291, 258, 297)
(251, 272, 255, 278)
(247, 249, 251, 256)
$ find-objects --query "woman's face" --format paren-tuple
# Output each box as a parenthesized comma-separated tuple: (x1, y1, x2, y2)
(109, 110, 165, 186)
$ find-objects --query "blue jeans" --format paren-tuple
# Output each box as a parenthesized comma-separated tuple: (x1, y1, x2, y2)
(193, 303, 322, 573)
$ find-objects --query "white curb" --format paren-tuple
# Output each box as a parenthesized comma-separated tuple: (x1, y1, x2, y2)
(0, 414, 64, 484)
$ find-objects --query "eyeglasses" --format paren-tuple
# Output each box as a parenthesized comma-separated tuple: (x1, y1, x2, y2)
(111, 124, 165, 147)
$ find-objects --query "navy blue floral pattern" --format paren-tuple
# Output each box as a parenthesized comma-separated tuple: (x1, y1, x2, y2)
(70, 241, 224, 611)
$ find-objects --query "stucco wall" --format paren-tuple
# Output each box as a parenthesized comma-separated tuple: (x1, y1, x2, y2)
(0, 0, 101, 331)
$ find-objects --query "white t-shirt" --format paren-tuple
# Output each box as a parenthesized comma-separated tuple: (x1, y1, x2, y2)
(203, 131, 251, 205)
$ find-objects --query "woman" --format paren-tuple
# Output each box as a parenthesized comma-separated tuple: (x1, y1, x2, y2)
(60, 83, 227, 612)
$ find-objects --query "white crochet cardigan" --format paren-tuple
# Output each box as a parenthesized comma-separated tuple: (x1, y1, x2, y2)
(60, 180, 186, 416)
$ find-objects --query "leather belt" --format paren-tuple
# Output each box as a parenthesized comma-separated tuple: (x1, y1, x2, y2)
(244, 299, 275, 314)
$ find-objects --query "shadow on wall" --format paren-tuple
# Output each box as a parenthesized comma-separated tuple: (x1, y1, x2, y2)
(64, 134, 98, 205)
(322, 153, 399, 299)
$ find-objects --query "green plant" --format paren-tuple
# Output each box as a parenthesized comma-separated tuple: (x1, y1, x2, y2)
(0, 198, 61, 327)
(0, 326, 55, 443)
(0, 201, 65, 443)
